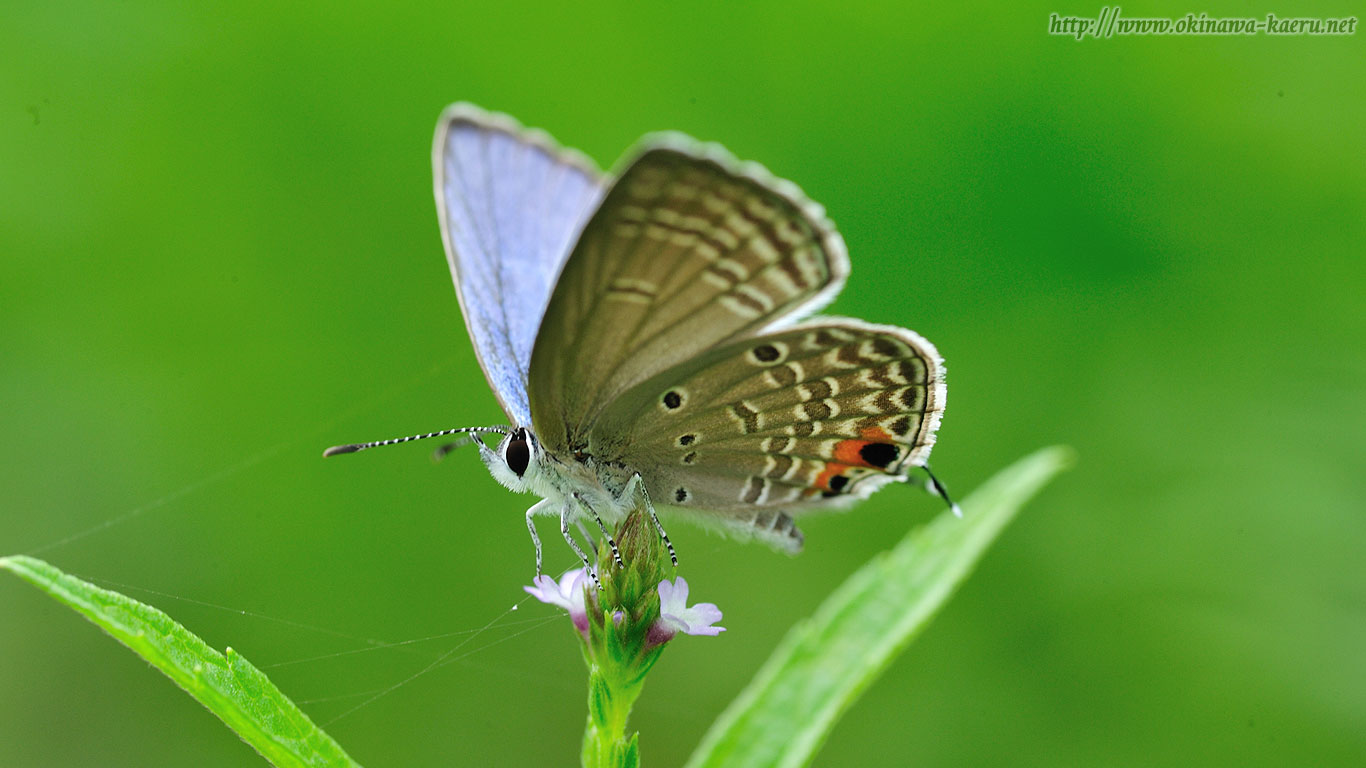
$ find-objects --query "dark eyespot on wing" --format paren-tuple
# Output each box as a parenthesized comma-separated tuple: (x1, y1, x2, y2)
(752, 344, 780, 363)
(820, 474, 850, 498)
(858, 442, 899, 469)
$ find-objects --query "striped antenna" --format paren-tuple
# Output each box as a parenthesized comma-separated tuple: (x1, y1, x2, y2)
(322, 426, 511, 458)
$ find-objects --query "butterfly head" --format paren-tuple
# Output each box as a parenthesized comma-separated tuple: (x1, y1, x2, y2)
(484, 426, 544, 492)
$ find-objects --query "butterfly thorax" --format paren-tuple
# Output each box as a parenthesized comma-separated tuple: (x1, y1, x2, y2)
(484, 426, 640, 526)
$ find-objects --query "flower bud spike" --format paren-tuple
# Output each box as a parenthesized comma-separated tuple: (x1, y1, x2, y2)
(629, 473, 678, 567)
(522, 508, 726, 766)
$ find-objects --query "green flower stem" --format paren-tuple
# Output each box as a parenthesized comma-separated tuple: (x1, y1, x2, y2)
(582, 660, 645, 768)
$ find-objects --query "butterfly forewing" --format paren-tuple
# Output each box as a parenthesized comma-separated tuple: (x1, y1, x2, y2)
(591, 321, 945, 516)
(434, 104, 605, 425)
(528, 140, 849, 451)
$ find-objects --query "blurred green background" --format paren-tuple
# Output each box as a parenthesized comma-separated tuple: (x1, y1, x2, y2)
(3, 1, 1363, 765)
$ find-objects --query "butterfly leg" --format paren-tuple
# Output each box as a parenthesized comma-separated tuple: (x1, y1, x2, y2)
(561, 504, 601, 589)
(574, 519, 599, 555)
(572, 493, 624, 569)
(525, 499, 555, 576)
(624, 473, 678, 567)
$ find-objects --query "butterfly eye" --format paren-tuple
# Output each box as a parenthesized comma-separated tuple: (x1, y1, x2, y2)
(505, 433, 531, 477)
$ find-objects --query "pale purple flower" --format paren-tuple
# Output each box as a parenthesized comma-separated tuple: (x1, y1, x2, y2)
(525, 569, 589, 634)
(649, 576, 724, 644)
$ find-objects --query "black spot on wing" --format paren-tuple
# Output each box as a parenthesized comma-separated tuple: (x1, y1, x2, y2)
(821, 474, 850, 498)
(859, 442, 899, 469)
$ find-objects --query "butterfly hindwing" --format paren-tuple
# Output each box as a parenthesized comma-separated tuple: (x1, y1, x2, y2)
(591, 320, 945, 543)
(527, 139, 850, 452)
(434, 104, 605, 426)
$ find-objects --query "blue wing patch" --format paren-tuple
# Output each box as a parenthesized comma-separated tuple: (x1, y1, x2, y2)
(433, 104, 604, 425)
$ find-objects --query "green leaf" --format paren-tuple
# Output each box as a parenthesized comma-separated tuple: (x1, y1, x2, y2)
(685, 446, 1074, 768)
(0, 555, 362, 768)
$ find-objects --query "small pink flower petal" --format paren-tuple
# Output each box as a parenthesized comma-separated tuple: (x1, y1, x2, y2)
(657, 578, 676, 607)
(558, 569, 585, 598)
(655, 577, 725, 638)
(526, 569, 590, 635)
(524, 574, 571, 610)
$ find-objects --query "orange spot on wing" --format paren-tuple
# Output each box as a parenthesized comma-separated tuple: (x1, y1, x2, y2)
(813, 427, 901, 495)
(831, 427, 897, 469)
(814, 462, 851, 491)
(833, 440, 870, 466)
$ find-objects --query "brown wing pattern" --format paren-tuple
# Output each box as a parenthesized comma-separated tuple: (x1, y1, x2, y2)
(527, 140, 848, 452)
(592, 320, 945, 516)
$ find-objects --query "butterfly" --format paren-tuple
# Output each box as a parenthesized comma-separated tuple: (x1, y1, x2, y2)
(326, 104, 953, 582)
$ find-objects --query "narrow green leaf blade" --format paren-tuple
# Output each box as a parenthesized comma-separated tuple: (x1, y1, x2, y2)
(686, 446, 1074, 768)
(0, 555, 362, 768)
